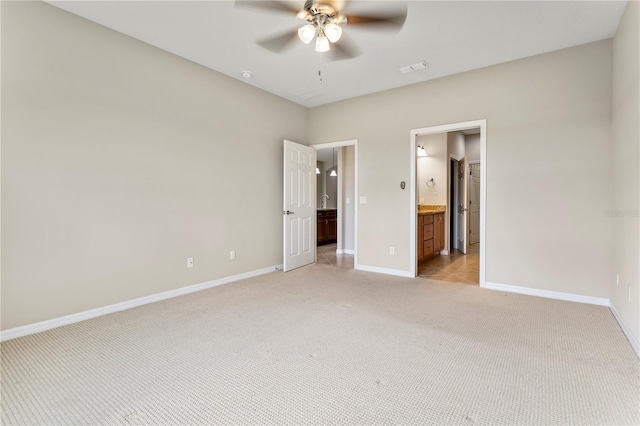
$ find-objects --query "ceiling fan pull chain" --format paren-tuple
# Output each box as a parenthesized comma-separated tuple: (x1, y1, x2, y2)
(318, 69, 323, 85)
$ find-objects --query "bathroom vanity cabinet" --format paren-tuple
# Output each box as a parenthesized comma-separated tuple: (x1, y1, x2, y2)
(317, 209, 337, 245)
(418, 212, 445, 262)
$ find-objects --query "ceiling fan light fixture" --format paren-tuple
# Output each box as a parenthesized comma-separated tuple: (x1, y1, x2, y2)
(315, 34, 330, 52)
(324, 23, 342, 43)
(298, 24, 316, 44)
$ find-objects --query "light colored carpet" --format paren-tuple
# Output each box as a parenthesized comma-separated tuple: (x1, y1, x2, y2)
(1, 263, 639, 425)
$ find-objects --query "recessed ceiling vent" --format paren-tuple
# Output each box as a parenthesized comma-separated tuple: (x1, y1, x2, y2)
(292, 87, 323, 100)
(399, 61, 429, 74)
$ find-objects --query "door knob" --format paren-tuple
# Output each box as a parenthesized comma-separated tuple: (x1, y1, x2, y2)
(283, 210, 295, 215)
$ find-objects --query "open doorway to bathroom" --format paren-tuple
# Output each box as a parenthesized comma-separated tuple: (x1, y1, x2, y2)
(409, 120, 486, 286)
(313, 140, 358, 270)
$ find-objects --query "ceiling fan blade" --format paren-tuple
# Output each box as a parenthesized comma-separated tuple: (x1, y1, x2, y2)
(328, 35, 359, 61)
(327, 0, 347, 12)
(257, 29, 300, 53)
(235, 0, 301, 15)
(345, 10, 407, 30)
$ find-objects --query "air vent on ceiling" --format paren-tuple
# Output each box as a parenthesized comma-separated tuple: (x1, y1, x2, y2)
(292, 88, 323, 100)
(399, 61, 429, 74)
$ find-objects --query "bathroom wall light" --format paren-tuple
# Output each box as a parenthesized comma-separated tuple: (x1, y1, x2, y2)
(316, 167, 320, 174)
(417, 145, 427, 157)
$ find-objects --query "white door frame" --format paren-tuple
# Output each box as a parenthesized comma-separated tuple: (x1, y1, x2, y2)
(409, 120, 486, 286)
(311, 139, 359, 268)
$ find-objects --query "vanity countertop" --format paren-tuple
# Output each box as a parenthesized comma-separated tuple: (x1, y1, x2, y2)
(418, 204, 446, 215)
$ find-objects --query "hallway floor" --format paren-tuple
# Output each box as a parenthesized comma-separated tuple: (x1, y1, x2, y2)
(418, 243, 479, 284)
(317, 243, 354, 269)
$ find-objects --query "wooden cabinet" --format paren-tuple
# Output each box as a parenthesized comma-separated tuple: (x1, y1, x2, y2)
(418, 212, 445, 263)
(434, 213, 445, 252)
(317, 209, 337, 245)
(418, 215, 424, 260)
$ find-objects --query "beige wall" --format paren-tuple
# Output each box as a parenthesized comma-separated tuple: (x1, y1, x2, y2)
(340, 146, 356, 252)
(1, 1, 633, 339)
(465, 135, 481, 163)
(611, 0, 640, 351)
(310, 40, 614, 298)
(417, 133, 447, 206)
(1, 2, 308, 330)
(447, 131, 466, 160)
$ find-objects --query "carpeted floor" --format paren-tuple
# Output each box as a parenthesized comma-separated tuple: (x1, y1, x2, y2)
(1, 264, 639, 425)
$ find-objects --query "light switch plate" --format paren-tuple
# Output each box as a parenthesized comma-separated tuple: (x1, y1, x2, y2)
(359, 196, 367, 204)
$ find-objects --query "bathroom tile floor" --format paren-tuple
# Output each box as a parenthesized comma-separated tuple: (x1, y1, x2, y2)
(418, 243, 480, 285)
(317, 243, 354, 269)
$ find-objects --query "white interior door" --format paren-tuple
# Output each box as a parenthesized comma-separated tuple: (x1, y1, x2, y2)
(468, 163, 480, 245)
(283, 140, 316, 272)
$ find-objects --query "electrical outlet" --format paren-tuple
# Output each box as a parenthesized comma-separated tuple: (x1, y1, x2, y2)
(230, 250, 236, 260)
(389, 247, 395, 255)
(346, 197, 350, 204)
(187, 257, 194, 268)
(617, 273, 619, 286)
(360, 196, 367, 204)
(420, 198, 424, 203)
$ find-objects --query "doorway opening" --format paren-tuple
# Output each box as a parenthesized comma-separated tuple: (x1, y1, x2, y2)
(312, 140, 358, 270)
(409, 120, 486, 287)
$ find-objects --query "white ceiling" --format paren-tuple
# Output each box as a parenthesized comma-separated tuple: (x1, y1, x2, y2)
(48, 1, 626, 108)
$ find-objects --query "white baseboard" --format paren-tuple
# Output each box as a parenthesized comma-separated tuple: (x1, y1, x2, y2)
(0, 264, 283, 343)
(609, 303, 640, 358)
(336, 249, 355, 255)
(356, 264, 413, 278)
(484, 281, 610, 306)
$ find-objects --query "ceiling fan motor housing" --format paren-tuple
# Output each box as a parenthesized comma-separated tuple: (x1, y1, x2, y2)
(300, 1, 346, 25)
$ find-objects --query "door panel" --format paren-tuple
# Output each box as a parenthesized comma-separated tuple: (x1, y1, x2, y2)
(283, 140, 316, 272)
(468, 163, 480, 245)
(459, 157, 468, 254)
(455, 157, 468, 254)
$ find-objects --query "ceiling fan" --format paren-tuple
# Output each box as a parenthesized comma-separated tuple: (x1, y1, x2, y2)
(236, 0, 407, 60)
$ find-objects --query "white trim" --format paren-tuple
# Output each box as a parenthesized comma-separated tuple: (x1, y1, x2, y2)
(356, 264, 414, 278)
(439, 249, 449, 255)
(336, 249, 355, 255)
(609, 303, 640, 358)
(409, 119, 487, 288)
(311, 139, 358, 268)
(484, 281, 610, 306)
(0, 265, 282, 342)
